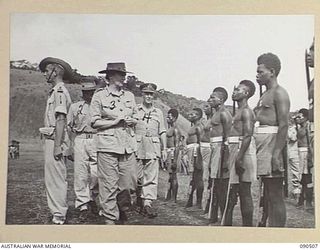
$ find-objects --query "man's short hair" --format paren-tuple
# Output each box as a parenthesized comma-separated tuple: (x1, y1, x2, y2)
(239, 80, 256, 98)
(193, 108, 203, 119)
(213, 87, 228, 102)
(257, 53, 281, 76)
(168, 108, 179, 119)
(299, 108, 309, 120)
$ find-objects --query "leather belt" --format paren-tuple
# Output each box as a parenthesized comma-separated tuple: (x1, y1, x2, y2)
(76, 133, 95, 139)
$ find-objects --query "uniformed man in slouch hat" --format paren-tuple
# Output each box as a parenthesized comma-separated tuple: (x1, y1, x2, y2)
(91, 62, 138, 225)
(134, 83, 167, 218)
(39, 57, 73, 225)
(67, 76, 99, 222)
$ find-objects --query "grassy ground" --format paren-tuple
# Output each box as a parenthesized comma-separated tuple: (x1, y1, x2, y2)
(6, 138, 315, 228)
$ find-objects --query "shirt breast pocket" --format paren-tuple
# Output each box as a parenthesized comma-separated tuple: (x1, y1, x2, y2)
(102, 100, 116, 110)
(124, 100, 133, 109)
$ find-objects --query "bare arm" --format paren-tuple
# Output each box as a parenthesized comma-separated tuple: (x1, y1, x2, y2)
(54, 113, 66, 160)
(271, 87, 290, 173)
(237, 109, 254, 159)
(273, 88, 290, 156)
(173, 128, 181, 166)
(196, 126, 202, 144)
(221, 110, 232, 142)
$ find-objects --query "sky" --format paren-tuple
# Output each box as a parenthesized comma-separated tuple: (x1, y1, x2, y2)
(10, 14, 314, 111)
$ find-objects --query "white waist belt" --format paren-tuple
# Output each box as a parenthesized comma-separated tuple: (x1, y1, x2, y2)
(255, 126, 278, 134)
(200, 142, 211, 147)
(298, 147, 308, 152)
(228, 136, 242, 143)
(210, 136, 223, 143)
(186, 143, 199, 149)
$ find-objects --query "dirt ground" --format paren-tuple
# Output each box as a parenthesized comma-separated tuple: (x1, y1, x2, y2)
(6, 138, 315, 228)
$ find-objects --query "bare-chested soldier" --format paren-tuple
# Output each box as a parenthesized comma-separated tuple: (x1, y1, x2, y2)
(165, 108, 181, 202)
(295, 108, 313, 209)
(207, 87, 232, 224)
(223, 80, 257, 226)
(201, 100, 214, 213)
(185, 108, 204, 208)
(254, 53, 290, 227)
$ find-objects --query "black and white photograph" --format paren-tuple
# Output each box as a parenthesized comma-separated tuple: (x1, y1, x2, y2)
(6, 13, 315, 231)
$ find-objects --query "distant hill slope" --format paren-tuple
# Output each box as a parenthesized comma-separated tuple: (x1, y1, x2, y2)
(9, 69, 191, 140)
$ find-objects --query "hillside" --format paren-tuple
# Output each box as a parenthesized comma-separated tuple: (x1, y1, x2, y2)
(9, 68, 191, 140)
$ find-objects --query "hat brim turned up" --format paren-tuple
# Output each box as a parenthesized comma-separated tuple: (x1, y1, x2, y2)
(39, 57, 74, 81)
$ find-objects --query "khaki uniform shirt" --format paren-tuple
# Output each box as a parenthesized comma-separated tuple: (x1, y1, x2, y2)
(135, 104, 166, 159)
(44, 82, 71, 127)
(90, 86, 137, 154)
(67, 101, 97, 134)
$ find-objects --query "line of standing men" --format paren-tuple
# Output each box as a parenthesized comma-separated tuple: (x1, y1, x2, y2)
(38, 39, 314, 226)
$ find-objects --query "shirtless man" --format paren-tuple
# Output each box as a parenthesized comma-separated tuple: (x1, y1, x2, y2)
(165, 108, 181, 202)
(295, 109, 313, 209)
(185, 108, 204, 208)
(207, 87, 232, 223)
(254, 53, 290, 227)
(201, 100, 214, 213)
(223, 80, 257, 226)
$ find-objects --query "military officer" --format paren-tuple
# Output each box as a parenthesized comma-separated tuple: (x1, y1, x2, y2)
(39, 57, 73, 225)
(91, 62, 137, 225)
(67, 76, 99, 222)
(135, 83, 167, 218)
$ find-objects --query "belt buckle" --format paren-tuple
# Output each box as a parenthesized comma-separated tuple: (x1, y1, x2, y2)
(86, 134, 93, 139)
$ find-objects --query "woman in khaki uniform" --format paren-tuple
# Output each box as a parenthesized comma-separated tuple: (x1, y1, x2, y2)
(91, 62, 137, 225)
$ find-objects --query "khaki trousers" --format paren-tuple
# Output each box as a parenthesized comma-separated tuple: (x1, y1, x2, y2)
(44, 139, 68, 219)
(137, 158, 159, 207)
(98, 152, 137, 221)
(74, 136, 98, 208)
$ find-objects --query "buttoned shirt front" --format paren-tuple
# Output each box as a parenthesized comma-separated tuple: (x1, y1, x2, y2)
(90, 85, 137, 154)
(67, 101, 97, 134)
(134, 104, 166, 159)
(44, 82, 72, 127)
